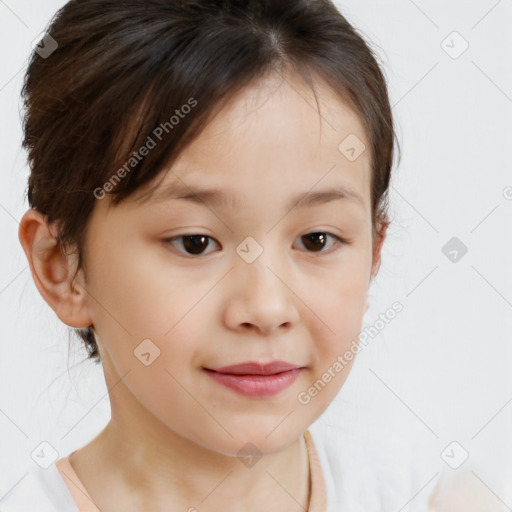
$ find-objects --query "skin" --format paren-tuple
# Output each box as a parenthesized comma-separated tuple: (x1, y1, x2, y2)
(19, 69, 387, 512)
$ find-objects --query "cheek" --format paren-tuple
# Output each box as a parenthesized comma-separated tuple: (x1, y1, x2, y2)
(305, 262, 368, 394)
(314, 263, 369, 340)
(87, 244, 207, 340)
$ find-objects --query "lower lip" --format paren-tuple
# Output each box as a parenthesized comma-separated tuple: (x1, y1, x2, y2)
(204, 368, 303, 398)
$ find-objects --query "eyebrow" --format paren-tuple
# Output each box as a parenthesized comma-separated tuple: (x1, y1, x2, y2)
(147, 181, 366, 211)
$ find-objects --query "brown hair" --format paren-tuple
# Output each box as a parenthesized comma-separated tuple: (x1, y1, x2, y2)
(21, 0, 400, 364)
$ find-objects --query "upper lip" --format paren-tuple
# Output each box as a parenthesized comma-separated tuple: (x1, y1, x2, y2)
(205, 361, 302, 375)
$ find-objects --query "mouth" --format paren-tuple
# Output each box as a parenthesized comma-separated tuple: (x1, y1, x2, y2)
(206, 360, 302, 375)
(203, 361, 305, 398)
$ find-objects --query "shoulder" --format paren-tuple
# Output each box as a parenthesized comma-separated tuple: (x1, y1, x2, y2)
(427, 466, 511, 512)
(0, 463, 79, 512)
(308, 420, 431, 512)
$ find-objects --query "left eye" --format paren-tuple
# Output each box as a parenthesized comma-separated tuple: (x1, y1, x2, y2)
(293, 232, 345, 253)
(163, 231, 346, 257)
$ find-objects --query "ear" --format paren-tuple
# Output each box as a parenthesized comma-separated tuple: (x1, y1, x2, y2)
(18, 208, 92, 329)
(370, 218, 389, 280)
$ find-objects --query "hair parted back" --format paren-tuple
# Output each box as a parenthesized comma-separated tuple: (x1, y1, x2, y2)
(21, 0, 399, 364)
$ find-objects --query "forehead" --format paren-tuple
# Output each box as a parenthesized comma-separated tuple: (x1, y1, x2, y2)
(134, 70, 372, 213)
(181, 71, 368, 163)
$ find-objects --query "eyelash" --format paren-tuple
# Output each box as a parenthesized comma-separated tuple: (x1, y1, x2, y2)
(162, 231, 348, 257)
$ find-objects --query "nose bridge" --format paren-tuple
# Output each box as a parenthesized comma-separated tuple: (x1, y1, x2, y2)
(237, 238, 283, 299)
(224, 235, 299, 333)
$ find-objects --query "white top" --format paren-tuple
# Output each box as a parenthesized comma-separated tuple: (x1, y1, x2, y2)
(0, 423, 434, 512)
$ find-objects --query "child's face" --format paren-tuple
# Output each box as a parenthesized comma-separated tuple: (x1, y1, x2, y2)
(80, 71, 380, 455)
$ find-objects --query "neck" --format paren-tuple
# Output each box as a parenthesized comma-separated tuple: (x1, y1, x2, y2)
(69, 386, 311, 512)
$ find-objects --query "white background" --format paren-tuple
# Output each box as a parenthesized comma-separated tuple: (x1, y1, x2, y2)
(0, 1, 511, 510)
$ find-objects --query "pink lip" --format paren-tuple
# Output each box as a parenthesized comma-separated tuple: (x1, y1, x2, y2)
(203, 361, 304, 398)
(208, 361, 301, 375)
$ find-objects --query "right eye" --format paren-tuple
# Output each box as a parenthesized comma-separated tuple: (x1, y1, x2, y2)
(162, 234, 221, 257)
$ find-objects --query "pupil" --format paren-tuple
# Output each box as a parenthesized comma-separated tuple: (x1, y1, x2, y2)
(303, 233, 326, 251)
(184, 235, 208, 254)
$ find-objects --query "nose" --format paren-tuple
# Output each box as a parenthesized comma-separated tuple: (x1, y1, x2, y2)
(222, 251, 300, 336)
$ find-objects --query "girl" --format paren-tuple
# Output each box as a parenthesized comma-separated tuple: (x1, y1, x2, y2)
(2, 0, 437, 510)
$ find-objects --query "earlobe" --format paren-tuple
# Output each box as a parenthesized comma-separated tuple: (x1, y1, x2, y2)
(18, 208, 92, 329)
